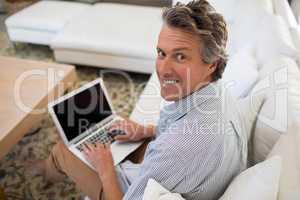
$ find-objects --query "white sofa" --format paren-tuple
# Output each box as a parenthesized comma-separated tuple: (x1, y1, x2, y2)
(5, 0, 164, 73)
(51, 3, 163, 73)
(5, 1, 91, 45)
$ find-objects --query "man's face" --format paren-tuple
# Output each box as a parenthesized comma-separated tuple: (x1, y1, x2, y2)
(156, 25, 216, 101)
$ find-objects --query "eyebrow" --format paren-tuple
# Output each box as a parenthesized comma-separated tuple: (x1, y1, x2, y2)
(156, 47, 190, 52)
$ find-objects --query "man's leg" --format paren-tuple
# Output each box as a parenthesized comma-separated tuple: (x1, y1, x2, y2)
(44, 141, 103, 200)
(28, 139, 150, 199)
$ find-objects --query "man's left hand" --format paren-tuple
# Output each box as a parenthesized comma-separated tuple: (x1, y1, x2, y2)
(82, 143, 115, 178)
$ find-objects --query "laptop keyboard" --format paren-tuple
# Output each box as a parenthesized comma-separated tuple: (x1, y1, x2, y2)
(76, 119, 122, 152)
(76, 128, 114, 152)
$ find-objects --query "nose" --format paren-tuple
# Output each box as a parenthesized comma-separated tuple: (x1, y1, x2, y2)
(157, 56, 173, 77)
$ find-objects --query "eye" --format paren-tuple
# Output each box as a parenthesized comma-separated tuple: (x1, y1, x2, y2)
(175, 53, 186, 62)
(157, 49, 165, 59)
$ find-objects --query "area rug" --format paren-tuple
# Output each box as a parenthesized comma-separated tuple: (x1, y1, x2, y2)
(0, 4, 149, 200)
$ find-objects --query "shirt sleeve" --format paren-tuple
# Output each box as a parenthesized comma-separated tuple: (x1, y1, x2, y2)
(122, 140, 189, 200)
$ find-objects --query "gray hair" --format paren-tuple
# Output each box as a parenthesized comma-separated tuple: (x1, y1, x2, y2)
(162, 0, 228, 81)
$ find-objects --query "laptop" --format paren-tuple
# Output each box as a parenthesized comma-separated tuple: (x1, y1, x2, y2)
(48, 78, 142, 170)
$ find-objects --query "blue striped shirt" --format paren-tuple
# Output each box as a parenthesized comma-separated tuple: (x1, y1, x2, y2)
(123, 81, 247, 200)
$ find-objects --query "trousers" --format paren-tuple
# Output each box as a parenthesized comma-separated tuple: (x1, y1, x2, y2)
(44, 140, 148, 200)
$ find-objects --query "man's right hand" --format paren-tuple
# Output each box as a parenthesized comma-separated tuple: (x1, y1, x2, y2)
(109, 117, 155, 142)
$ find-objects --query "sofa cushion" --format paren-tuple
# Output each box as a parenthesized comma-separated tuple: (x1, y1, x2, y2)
(255, 14, 298, 68)
(222, 47, 258, 98)
(219, 156, 282, 200)
(259, 55, 300, 121)
(227, 6, 268, 55)
(228, 9, 297, 66)
(5, 1, 91, 33)
(208, 0, 273, 25)
(250, 56, 300, 163)
(51, 3, 163, 60)
(268, 121, 300, 200)
(258, 55, 296, 79)
(237, 92, 265, 143)
(143, 179, 185, 200)
(211, 0, 273, 25)
(233, 0, 273, 19)
(207, 0, 237, 24)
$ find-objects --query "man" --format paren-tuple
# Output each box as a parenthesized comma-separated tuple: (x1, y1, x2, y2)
(29, 1, 247, 200)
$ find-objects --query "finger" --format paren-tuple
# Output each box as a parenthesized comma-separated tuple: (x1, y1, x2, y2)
(86, 143, 95, 151)
(108, 126, 120, 134)
(82, 146, 90, 157)
(82, 146, 88, 154)
(104, 143, 111, 149)
(114, 134, 130, 141)
(83, 143, 91, 152)
(82, 149, 90, 158)
(95, 142, 105, 149)
(108, 124, 123, 132)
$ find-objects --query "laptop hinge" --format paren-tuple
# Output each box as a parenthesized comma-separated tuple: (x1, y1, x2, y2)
(69, 115, 116, 146)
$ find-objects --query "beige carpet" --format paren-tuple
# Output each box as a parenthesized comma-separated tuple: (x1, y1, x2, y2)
(0, 3, 149, 200)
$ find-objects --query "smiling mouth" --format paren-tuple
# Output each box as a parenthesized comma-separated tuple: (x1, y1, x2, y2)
(162, 79, 180, 87)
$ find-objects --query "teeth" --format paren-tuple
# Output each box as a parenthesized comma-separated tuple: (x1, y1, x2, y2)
(164, 80, 178, 84)
(163, 80, 178, 87)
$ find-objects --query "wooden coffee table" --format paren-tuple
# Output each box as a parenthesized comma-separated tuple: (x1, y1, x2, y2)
(0, 56, 77, 159)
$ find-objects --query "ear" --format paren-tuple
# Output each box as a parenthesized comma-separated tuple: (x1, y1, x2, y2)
(208, 62, 217, 74)
(205, 62, 218, 82)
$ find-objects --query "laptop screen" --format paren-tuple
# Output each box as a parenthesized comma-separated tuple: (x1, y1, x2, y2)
(53, 82, 112, 142)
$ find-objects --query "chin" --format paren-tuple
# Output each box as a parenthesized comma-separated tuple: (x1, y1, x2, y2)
(161, 91, 180, 101)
